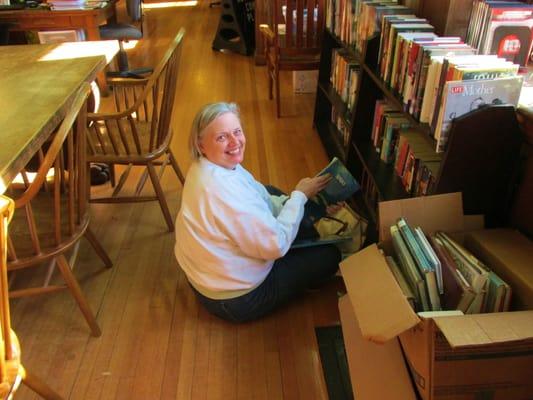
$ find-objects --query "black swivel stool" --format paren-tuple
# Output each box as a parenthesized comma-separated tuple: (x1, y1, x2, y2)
(99, 0, 152, 78)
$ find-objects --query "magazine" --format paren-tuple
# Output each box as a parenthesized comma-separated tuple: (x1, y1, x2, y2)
(434, 75, 523, 153)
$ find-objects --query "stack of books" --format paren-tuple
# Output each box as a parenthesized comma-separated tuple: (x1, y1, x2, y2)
(388, 218, 512, 314)
(48, 0, 86, 9)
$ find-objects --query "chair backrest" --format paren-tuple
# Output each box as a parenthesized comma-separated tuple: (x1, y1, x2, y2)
(6, 84, 91, 268)
(271, 0, 324, 54)
(87, 28, 185, 158)
(126, 0, 142, 23)
(0, 195, 15, 391)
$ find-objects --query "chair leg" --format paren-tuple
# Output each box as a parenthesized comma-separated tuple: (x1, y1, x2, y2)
(167, 150, 185, 184)
(20, 365, 64, 400)
(268, 65, 273, 100)
(84, 227, 113, 268)
(147, 162, 174, 232)
(275, 69, 281, 118)
(56, 254, 101, 337)
(109, 163, 116, 187)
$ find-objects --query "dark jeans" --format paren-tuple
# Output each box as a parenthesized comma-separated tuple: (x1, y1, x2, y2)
(192, 244, 341, 323)
(191, 185, 341, 323)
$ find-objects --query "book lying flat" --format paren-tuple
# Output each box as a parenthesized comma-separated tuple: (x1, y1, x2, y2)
(291, 235, 352, 249)
(417, 310, 464, 318)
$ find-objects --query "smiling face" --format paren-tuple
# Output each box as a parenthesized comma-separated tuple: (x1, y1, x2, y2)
(198, 112, 246, 169)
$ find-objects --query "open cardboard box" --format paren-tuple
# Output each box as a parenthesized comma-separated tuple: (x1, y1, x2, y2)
(339, 192, 533, 400)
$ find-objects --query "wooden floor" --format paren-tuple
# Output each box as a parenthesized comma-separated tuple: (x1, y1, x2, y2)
(10, 1, 344, 398)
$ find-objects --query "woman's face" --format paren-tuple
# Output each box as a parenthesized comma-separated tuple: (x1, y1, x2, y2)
(199, 112, 246, 169)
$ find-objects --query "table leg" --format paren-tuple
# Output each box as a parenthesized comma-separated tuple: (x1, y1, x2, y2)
(85, 26, 109, 96)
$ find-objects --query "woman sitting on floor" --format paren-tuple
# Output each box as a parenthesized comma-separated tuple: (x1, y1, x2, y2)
(174, 102, 340, 323)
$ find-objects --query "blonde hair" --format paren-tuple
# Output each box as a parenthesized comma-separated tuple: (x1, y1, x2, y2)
(189, 102, 240, 160)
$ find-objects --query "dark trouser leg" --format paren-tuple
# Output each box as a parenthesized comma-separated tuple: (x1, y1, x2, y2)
(193, 244, 341, 323)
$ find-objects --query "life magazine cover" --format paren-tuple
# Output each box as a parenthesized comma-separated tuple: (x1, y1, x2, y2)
(435, 75, 523, 153)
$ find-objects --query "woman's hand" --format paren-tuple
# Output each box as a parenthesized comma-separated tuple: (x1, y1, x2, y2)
(295, 174, 331, 199)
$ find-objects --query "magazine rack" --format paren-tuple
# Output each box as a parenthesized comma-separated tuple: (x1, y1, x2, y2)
(434, 105, 523, 227)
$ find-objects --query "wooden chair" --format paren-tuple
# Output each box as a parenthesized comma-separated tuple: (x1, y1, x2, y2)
(86, 28, 186, 232)
(260, 0, 324, 117)
(6, 83, 112, 338)
(1, 196, 64, 400)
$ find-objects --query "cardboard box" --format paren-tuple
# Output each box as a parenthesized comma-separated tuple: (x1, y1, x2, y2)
(38, 29, 85, 44)
(465, 228, 533, 311)
(339, 192, 533, 400)
(292, 70, 318, 94)
(338, 295, 417, 400)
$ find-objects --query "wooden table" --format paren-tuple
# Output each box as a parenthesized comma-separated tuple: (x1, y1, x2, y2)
(0, 1, 117, 92)
(0, 2, 116, 41)
(0, 42, 115, 192)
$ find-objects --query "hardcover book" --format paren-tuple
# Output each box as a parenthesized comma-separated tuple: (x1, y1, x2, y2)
(430, 235, 476, 313)
(397, 218, 441, 311)
(315, 157, 361, 206)
(390, 224, 430, 311)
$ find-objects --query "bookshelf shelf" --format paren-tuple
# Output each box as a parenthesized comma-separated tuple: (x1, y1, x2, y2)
(315, 119, 346, 161)
(352, 140, 409, 202)
(318, 82, 353, 130)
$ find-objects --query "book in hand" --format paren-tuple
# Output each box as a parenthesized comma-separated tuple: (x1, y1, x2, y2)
(314, 157, 360, 207)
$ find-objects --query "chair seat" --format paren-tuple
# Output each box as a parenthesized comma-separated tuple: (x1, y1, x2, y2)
(8, 190, 88, 264)
(267, 50, 320, 70)
(99, 23, 142, 40)
(88, 120, 165, 161)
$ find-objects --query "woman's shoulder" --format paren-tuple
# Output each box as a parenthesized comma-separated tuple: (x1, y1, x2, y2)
(186, 159, 247, 192)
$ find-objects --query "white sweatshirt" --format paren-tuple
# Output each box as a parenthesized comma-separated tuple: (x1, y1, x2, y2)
(174, 158, 307, 299)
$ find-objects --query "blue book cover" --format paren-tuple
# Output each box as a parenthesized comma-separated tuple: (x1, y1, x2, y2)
(315, 157, 360, 206)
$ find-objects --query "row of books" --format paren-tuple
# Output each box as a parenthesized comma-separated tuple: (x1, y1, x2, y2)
(325, 0, 358, 46)
(355, 1, 409, 54)
(394, 130, 441, 196)
(330, 48, 360, 111)
(370, 99, 437, 195)
(387, 218, 512, 314)
(466, 0, 533, 67)
(331, 106, 350, 148)
(325, 0, 416, 54)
